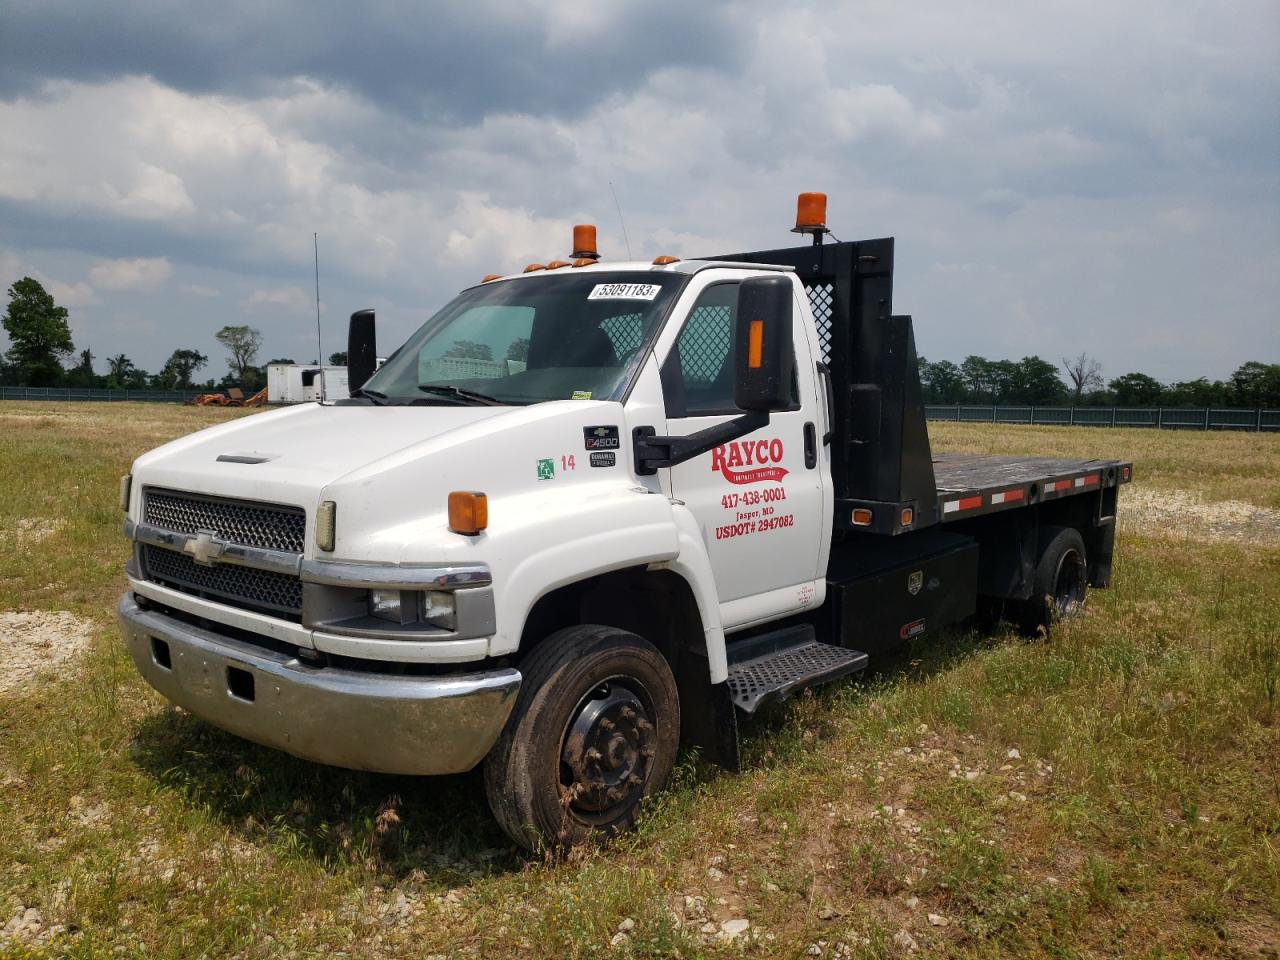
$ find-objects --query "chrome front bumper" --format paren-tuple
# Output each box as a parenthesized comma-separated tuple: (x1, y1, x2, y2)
(118, 594, 520, 775)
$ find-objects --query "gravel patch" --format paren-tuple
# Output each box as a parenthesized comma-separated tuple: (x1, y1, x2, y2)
(1121, 488, 1280, 546)
(0, 611, 95, 694)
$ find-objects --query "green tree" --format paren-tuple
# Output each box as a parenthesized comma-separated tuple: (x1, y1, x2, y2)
(443, 339, 493, 361)
(107, 353, 135, 385)
(1010, 356, 1066, 405)
(505, 339, 529, 363)
(1228, 362, 1280, 407)
(959, 355, 995, 402)
(328, 350, 348, 365)
(64, 347, 98, 388)
(162, 349, 208, 389)
(919, 358, 965, 404)
(1109, 372, 1163, 406)
(1163, 377, 1229, 407)
(2, 277, 74, 386)
(214, 325, 263, 384)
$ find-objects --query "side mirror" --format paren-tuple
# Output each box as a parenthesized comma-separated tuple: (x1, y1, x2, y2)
(347, 309, 377, 394)
(734, 275, 794, 412)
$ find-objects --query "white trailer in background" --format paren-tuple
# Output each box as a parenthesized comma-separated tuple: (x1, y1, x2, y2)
(266, 364, 350, 404)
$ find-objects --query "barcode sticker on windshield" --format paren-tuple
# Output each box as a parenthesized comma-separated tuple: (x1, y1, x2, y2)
(588, 283, 661, 301)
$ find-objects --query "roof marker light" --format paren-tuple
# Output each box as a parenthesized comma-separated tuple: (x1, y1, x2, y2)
(572, 258, 595, 267)
(523, 263, 546, 273)
(652, 255, 680, 265)
(545, 260, 570, 270)
(482, 273, 502, 283)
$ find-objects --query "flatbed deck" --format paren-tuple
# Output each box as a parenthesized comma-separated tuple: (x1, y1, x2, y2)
(932, 453, 1132, 523)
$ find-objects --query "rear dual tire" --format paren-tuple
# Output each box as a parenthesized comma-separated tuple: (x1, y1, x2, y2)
(483, 625, 680, 851)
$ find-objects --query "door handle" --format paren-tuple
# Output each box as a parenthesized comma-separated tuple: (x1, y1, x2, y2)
(817, 362, 834, 444)
(803, 422, 817, 469)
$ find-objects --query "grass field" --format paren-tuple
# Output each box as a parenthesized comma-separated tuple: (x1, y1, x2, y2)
(1, 401, 1277, 959)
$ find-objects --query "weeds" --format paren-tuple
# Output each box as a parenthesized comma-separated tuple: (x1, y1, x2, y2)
(0, 404, 1277, 958)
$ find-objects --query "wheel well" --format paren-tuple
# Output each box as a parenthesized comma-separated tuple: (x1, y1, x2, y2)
(517, 568, 740, 771)
(519, 567, 704, 671)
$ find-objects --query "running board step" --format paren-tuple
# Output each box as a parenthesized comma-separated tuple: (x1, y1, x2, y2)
(725, 624, 869, 714)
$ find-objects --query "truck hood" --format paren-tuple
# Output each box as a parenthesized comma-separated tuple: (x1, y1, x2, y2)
(131, 402, 510, 508)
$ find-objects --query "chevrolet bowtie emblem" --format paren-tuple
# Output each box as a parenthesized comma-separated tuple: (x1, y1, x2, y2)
(184, 529, 227, 566)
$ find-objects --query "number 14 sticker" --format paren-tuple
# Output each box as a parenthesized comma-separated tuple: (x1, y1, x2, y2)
(560, 455, 576, 470)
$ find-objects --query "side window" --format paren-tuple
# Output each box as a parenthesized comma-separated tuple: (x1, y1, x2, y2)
(673, 283, 739, 415)
(667, 282, 800, 416)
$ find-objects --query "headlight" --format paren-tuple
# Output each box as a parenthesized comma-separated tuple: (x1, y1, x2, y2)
(369, 589, 406, 623)
(368, 589, 456, 631)
(420, 591, 456, 631)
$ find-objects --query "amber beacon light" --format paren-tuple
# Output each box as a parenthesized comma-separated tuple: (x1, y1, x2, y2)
(448, 491, 488, 535)
(571, 224, 599, 261)
(791, 192, 831, 242)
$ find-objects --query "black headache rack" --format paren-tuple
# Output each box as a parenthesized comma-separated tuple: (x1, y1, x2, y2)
(706, 238, 937, 535)
(704, 239, 1134, 537)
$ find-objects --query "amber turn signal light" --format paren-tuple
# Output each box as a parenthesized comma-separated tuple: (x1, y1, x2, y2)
(448, 491, 488, 536)
(851, 508, 873, 527)
(747, 320, 764, 369)
(900, 507, 914, 528)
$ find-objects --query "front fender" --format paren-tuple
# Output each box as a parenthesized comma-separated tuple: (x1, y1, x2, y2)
(650, 502, 727, 682)
(488, 487, 680, 656)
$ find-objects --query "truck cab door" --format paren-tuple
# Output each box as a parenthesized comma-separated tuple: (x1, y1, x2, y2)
(657, 272, 826, 630)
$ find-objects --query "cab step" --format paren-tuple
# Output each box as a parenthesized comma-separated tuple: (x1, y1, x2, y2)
(725, 624, 869, 714)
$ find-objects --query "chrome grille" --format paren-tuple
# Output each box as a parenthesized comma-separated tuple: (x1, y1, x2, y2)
(144, 488, 305, 553)
(143, 545, 303, 619)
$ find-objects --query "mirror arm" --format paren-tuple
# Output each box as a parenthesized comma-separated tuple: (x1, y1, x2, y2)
(633, 410, 770, 475)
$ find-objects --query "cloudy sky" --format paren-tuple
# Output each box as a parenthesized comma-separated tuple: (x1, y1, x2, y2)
(1, 0, 1276, 383)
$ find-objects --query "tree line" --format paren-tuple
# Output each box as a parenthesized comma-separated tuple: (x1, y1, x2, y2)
(4, 275, 1278, 405)
(920, 351, 1280, 408)
(0, 277, 345, 392)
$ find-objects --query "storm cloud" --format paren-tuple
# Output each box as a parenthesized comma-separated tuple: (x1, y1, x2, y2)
(1, 1, 1276, 379)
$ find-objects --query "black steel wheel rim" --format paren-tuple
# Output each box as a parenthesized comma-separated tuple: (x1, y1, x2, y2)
(559, 676, 657, 823)
(1052, 548, 1086, 618)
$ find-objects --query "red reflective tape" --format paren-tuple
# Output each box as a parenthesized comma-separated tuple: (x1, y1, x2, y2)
(1051, 479, 1073, 492)
(958, 495, 983, 511)
(1001, 488, 1024, 503)
(1083, 473, 1100, 486)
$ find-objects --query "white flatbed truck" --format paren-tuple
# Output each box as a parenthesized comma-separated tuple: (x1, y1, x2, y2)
(118, 195, 1131, 848)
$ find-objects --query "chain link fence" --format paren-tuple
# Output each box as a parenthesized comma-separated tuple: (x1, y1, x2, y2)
(926, 405, 1280, 431)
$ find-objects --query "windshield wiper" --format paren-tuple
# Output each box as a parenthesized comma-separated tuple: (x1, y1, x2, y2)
(350, 387, 390, 405)
(416, 385, 505, 406)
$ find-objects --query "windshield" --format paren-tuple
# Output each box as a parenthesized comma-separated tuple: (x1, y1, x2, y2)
(362, 272, 686, 404)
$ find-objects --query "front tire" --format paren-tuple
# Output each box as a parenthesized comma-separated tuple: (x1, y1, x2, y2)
(483, 625, 680, 850)
(1020, 525, 1088, 635)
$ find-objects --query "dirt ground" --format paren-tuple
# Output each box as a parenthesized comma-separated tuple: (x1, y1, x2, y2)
(0, 611, 95, 695)
(1119, 486, 1280, 547)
